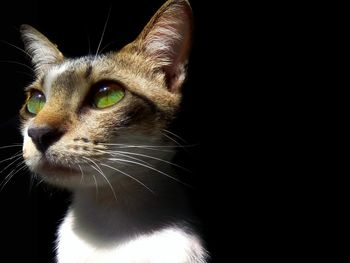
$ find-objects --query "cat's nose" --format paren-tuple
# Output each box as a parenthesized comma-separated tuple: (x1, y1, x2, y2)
(28, 125, 63, 153)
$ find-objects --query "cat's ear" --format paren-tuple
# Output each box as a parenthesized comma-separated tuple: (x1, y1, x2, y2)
(128, 0, 193, 93)
(20, 25, 64, 75)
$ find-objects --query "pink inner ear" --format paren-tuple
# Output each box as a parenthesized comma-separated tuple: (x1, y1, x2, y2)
(163, 59, 187, 93)
(144, 18, 186, 66)
(141, 3, 192, 93)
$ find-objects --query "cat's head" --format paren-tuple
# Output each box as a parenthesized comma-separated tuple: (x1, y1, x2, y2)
(20, 0, 192, 189)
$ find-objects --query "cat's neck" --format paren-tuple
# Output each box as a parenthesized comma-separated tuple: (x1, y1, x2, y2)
(69, 177, 193, 243)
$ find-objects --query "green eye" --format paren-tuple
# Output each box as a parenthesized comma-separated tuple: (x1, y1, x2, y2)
(93, 82, 125, 109)
(27, 91, 46, 115)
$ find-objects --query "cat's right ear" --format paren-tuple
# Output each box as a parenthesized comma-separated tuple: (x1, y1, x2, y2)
(20, 25, 64, 75)
(122, 0, 193, 94)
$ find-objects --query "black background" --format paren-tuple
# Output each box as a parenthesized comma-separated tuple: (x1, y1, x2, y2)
(0, 0, 226, 262)
(0, 2, 313, 262)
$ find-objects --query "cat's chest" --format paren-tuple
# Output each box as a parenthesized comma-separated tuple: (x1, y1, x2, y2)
(56, 209, 205, 263)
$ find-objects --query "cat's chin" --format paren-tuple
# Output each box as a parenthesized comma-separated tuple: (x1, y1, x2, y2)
(27, 157, 83, 187)
(27, 156, 115, 189)
(38, 159, 81, 177)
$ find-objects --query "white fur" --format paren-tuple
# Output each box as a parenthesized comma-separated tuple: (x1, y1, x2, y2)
(44, 63, 69, 97)
(56, 190, 207, 263)
(145, 25, 182, 64)
(57, 211, 206, 263)
(22, 126, 41, 167)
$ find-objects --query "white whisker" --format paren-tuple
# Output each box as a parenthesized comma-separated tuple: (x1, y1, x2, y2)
(95, 6, 112, 57)
(83, 157, 117, 202)
(78, 164, 85, 185)
(105, 151, 151, 165)
(0, 162, 27, 191)
(0, 155, 23, 174)
(81, 158, 99, 199)
(92, 173, 99, 200)
(0, 150, 22, 164)
(101, 143, 179, 148)
(162, 129, 188, 143)
(0, 60, 35, 73)
(101, 144, 179, 152)
(35, 177, 45, 188)
(108, 158, 189, 187)
(162, 133, 184, 148)
(108, 150, 191, 172)
(28, 172, 39, 194)
(0, 40, 33, 59)
(99, 40, 118, 54)
(100, 163, 155, 194)
(0, 144, 22, 150)
(100, 143, 197, 150)
(15, 70, 34, 78)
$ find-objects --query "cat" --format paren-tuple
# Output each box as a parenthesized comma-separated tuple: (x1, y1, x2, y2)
(19, 0, 207, 262)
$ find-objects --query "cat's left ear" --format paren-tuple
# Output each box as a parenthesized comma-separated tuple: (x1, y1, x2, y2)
(127, 0, 193, 93)
(20, 25, 64, 75)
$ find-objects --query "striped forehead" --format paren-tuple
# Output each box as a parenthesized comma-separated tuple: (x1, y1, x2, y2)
(42, 60, 92, 95)
(36, 55, 179, 114)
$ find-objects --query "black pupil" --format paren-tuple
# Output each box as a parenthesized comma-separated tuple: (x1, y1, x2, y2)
(99, 86, 109, 93)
